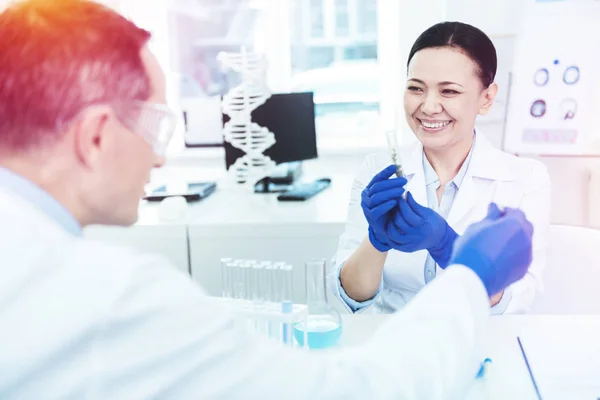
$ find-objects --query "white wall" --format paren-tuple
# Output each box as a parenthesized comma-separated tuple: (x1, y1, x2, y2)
(441, 0, 596, 228)
(446, 0, 526, 36)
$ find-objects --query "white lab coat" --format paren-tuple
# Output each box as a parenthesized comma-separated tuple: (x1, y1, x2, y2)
(331, 133, 551, 314)
(0, 185, 491, 399)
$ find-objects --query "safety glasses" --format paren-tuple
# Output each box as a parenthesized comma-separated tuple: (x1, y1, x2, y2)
(116, 101, 178, 157)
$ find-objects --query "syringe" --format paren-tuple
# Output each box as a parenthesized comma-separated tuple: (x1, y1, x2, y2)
(385, 130, 404, 178)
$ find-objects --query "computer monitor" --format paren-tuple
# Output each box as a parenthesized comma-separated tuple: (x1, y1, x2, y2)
(222, 92, 318, 180)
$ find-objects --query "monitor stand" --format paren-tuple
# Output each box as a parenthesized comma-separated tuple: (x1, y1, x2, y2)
(254, 162, 302, 193)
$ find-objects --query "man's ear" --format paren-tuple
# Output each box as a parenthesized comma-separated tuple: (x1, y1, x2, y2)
(72, 106, 112, 168)
(478, 82, 499, 116)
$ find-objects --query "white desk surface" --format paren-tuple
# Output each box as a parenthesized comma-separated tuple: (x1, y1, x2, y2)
(340, 314, 600, 400)
(136, 173, 355, 227)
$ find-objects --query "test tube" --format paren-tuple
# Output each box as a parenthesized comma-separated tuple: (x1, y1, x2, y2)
(259, 263, 276, 338)
(385, 130, 404, 178)
(251, 262, 266, 306)
(220, 258, 233, 299)
(227, 260, 242, 300)
(247, 260, 259, 302)
(241, 260, 257, 333)
(263, 263, 278, 303)
(238, 261, 253, 301)
(279, 263, 294, 346)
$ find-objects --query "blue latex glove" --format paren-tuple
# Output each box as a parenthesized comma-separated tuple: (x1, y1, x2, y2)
(449, 203, 534, 296)
(387, 191, 459, 268)
(361, 165, 408, 252)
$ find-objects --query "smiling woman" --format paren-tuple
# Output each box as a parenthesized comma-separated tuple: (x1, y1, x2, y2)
(329, 21, 552, 316)
(403, 22, 498, 159)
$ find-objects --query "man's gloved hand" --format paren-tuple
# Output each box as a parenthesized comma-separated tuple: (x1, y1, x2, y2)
(449, 203, 534, 296)
(387, 192, 458, 268)
(361, 165, 408, 252)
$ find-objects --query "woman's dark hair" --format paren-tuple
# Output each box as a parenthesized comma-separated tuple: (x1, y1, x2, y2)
(407, 21, 497, 88)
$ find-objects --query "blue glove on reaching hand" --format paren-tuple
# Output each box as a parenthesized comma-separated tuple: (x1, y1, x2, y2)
(361, 165, 408, 252)
(449, 203, 534, 296)
(387, 191, 459, 268)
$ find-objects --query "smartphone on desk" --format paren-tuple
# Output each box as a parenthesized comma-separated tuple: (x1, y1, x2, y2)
(277, 178, 331, 201)
(143, 182, 217, 202)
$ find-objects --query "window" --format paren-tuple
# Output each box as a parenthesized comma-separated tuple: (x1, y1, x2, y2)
(290, 0, 380, 146)
(167, 0, 382, 154)
(309, 0, 325, 38)
(356, 0, 377, 36)
(334, 0, 349, 37)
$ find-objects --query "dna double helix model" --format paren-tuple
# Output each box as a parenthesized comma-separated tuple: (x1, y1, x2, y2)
(218, 48, 276, 184)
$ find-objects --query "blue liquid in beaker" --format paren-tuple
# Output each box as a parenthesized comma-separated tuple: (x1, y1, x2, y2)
(293, 319, 342, 349)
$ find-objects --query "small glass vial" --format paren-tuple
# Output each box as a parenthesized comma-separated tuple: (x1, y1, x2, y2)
(385, 130, 404, 178)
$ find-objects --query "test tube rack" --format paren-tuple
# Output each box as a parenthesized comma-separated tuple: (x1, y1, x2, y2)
(208, 297, 309, 348)
(218, 258, 308, 348)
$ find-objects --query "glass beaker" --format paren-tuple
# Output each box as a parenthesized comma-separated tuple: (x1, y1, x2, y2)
(293, 259, 342, 349)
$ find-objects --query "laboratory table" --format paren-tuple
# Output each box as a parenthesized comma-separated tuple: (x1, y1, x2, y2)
(84, 172, 356, 303)
(340, 314, 600, 400)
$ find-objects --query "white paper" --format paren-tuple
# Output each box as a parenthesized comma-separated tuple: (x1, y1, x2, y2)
(519, 325, 600, 400)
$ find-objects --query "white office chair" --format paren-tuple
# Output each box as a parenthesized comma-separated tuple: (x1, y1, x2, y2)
(529, 224, 600, 314)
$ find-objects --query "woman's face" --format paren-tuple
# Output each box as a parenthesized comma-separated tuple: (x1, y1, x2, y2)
(403, 46, 497, 151)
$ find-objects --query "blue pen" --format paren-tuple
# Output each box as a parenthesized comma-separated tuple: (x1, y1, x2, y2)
(476, 358, 492, 379)
(517, 337, 542, 400)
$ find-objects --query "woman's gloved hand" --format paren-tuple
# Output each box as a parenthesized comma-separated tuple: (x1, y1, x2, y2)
(360, 165, 408, 252)
(387, 192, 458, 268)
(449, 203, 534, 296)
